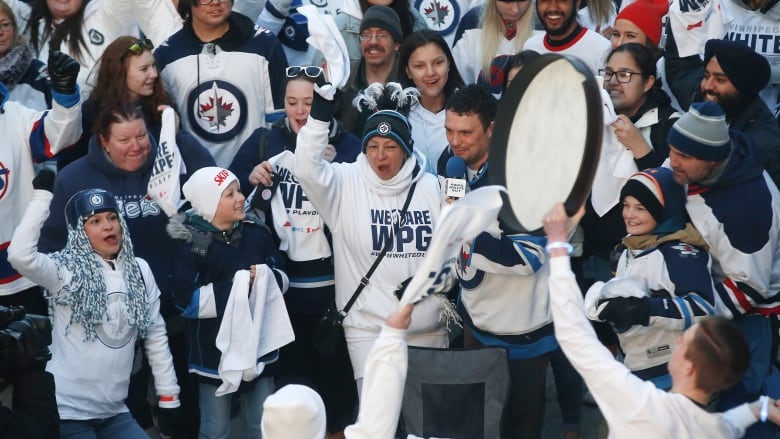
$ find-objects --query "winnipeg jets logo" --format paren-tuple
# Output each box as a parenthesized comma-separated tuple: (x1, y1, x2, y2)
(95, 292, 135, 349)
(416, 0, 459, 34)
(187, 80, 248, 142)
(200, 82, 235, 129)
(0, 162, 9, 201)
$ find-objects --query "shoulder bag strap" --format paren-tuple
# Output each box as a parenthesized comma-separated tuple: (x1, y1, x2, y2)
(341, 181, 418, 315)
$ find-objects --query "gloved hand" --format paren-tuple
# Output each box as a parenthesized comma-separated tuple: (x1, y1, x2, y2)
(32, 170, 55, 192)
(597, 296, 651, 329)
(156, 403, 181, 439)
(309, 82, 336, 123)
(47, 51, 80, 95)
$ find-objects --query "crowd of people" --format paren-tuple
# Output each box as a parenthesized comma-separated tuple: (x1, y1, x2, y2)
(2, 0, 780, 438)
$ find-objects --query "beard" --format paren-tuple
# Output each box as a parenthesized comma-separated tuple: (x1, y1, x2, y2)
(699, 90, 751, 123)
(541, 7, 579, 37)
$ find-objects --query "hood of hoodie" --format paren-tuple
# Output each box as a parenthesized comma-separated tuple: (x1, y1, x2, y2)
(182, 12, 258, 49)
(703, 129, 766, 189)
(87, 130, 159, 180)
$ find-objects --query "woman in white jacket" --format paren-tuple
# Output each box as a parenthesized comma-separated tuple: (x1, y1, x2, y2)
(8, 187, 180, 438)
(293, 86, 451, 391)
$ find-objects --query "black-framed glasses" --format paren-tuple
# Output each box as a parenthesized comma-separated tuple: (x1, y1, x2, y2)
(599, 69, 642, 84)
(197, 0, 231, 4)
(128, 39, 154, 56)
(0, 21, 13, 33)
(285, 66, 324, 79)
(358, 32, 392, 41)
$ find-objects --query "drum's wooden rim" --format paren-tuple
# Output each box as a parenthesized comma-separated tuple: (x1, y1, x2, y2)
(489, 54, 603, 235)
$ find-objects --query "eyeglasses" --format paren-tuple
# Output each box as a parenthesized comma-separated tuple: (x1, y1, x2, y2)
(127, 39, 154, 56)
(0, 21, 13, 33)
(359, 32, 393, 42)
(197, 0, 231, 4)
(286, 65, 324, 79)
(599, 69, 642, 84)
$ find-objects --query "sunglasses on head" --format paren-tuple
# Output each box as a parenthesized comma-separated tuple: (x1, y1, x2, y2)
(128, 39, 154, 56)
(285, 66, 324, 80)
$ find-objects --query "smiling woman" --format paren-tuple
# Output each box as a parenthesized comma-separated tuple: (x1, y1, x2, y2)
(400, 30, 464, 174)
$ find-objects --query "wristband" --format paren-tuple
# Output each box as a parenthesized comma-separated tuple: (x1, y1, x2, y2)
(159, 394, 180, 409)
(546, 241, 573, 255)
(760, 395, 769, 422)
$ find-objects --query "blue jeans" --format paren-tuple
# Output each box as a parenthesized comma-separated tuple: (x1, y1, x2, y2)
(198, 377, 275, 439)
(60, 412, 148, 439)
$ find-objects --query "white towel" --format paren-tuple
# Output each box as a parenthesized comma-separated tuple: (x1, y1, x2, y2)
(590, 88, 638, 217)
(299, 5, 350, 91)
(147, 107, 185, 217)
(215, 265, 295, 396)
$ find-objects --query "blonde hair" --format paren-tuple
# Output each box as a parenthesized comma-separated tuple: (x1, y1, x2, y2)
(479, 0, 534, 78)
(585, 0, 615, 30)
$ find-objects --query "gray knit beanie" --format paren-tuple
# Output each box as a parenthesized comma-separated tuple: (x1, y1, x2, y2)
(667, 102, 731, 162)
(360, 6, 403, 43)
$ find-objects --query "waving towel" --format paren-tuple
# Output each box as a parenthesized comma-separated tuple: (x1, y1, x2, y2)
(590, 87, 638, 216)
(215, 265, 294, 396)
(147, 107, 186, 216)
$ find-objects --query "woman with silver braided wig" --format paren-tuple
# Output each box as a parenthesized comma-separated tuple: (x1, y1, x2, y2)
(8, 187, 180, 437)
(50, 189, 149, 340)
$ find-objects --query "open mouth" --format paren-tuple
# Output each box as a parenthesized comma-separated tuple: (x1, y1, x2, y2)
(104, 234, 118, 245)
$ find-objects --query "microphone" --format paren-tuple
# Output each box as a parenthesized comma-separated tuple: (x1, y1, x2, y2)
(443, 156, 467, 199)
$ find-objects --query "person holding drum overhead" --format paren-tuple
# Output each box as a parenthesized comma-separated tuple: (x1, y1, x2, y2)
(544, 202, 780, 438)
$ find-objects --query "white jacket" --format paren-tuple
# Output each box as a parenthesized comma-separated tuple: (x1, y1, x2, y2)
(294, 117, 446, 334)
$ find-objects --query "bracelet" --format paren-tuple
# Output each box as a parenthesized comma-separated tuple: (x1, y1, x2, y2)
(546, 241, 573, 255)
(159, 395, 178, 402)
(760, 395, 769, 422)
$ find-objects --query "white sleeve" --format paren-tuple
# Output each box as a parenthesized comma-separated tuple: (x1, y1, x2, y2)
(139, 260, 180, 400)
(293, 117, 345, 231)
(42, 99, 83, 156)
(131, 0, 184, 46)
(7, 190, 64, 293)
(344, 325, 407, 439)
(721, 403, 757, 438)
(451, 32, 478, 84)
(547, 256, 660, 425)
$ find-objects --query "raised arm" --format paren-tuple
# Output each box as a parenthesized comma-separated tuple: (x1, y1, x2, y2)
(7, 190, 64, 293)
